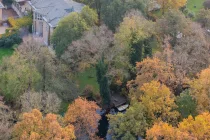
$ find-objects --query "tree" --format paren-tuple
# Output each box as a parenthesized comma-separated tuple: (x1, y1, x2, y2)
(156, 0, 187, 15)
(19, 91, 61, 114)
(12, 109, 75, 140)
(62, 25, 130, 105)
(51, 6, 98, 56)
(146, 122, 193, 140)
(115, 10, 154, 66)
(178, 112, 210, 139)
(101, 0, 149, 31)
(156, 9, 189, 46)
(0, 52, 41, 102)
(176, 90, 197, 118)
(108, 101, 149, 139)
(189, 67, 210, 113)
(173, 23, 210, 78)
(96, 56, 111, 107)
(127, 57, 175, 92)
(0, 101, 15, 140)
(62, 25, 114, 71)
(139, 81, 179, 124)
(64, 97, 101, 140)
(147, 112, 210, 139)
(196, 9, 210, 28)
(18, 37, 79, 101)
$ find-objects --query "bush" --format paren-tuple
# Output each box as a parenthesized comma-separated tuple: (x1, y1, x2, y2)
(8, 16, 32, 30)
(204, 0, 210, 9)
(0, 33, 22, 48)
(188, 12, 195, 18)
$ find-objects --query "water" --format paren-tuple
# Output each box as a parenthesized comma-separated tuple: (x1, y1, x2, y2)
(97, 114, 109, 138)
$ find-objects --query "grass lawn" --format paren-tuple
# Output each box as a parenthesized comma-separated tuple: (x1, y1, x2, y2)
(75, 67, 99, 93)
(0, 48, 14, 63)
(186, 0, 205, 14)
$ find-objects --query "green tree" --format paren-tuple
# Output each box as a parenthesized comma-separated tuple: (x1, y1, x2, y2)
(108, 101, 149, 139)
(115, 10, 154, 67)
(101, 0, 148, 31)
(51, 6, 98, 57)
(176, 90, 197, 118)
(96, 56, 111, 107)
(0, 52, 41, 102)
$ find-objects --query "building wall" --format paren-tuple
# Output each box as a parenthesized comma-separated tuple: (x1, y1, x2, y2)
(0, 9, 2, 21)
(43, 20, 54, 45)
(33, 19, 43, 35)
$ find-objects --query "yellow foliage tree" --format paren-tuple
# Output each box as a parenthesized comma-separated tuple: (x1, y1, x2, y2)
(12, 109, 75, 140)
(157, 0, 187, 14)
(146, 122, 193, 140)
(127, 57, 175, 91)
(190, 67, 210, 113)
(140, 81, 179, 124)
(147, 112, 210, 139)
(64, 97, 101, 140)
(178, 112, 210, 139)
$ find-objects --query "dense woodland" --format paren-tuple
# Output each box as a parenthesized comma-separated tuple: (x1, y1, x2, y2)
(2, 0, 210, 139)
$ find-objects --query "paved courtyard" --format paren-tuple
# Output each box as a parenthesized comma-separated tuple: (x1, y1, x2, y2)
(0, 26, 9, 35)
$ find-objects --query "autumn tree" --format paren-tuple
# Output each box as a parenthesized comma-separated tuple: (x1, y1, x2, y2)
(18, 37, 79, 101)
(108, 101, 149, 139)
(176, 90, 197, 118)
(51, 6, 98, 56)
(62, 25, 130, 105)
(189, 67, 210, 113)
(173, 23, 210, 78)
(139, 81, 179, 124)
(12, 109, 75, 140)
(178, 112, 210, 139)
(19, 91, 61, 114)
(156, 9, 189, 46)
(64, 97, 101, 140)
(62, 25, 114, 71)
(115, 10, 154, 66)
(156, 0, 187, 15)
(146, 122, 193, 140)
(0, 101, 15, 140)
(0, 52, 41, 102)
(196, 9, 210, 28)
(127, 57, 175, 92)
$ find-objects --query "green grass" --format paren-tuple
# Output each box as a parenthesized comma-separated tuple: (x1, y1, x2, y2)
(0, 48, 14, 63)
(186, 0, 205, 13)
(75, 67, 99, 93)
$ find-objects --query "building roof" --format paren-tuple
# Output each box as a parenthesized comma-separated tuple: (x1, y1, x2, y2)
(14, 0, 29, 2)
(0, 2, 4, 9)
(29, 0, 84, 27)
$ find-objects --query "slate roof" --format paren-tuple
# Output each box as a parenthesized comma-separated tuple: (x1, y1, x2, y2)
(14, 0, 29, 2)
(29, 0, 84, 27)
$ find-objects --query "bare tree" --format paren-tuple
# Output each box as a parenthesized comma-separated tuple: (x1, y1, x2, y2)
(19, 91, 61, 114)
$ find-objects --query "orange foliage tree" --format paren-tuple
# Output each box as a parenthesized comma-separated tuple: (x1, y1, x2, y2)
(12, 109, 75, 140)
(190, 67, 210, 113)
(146, 122, 193, 140)
(178, 112, 210, 139)
(64, 97, 101, 140)
(147, 112, 210, 139)
(127, 58, 175, 92)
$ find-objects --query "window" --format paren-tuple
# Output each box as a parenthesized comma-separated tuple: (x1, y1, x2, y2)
(35, 12, 42, 20)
